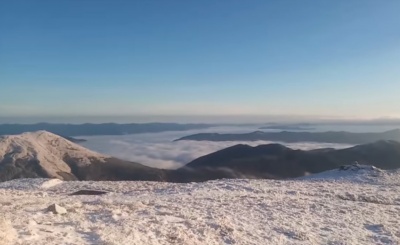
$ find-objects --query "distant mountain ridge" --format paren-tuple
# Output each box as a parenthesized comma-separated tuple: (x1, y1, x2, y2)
(0, 122, 214, 136)
(259, 123, 315, 131)
(175, 129, 400, 144)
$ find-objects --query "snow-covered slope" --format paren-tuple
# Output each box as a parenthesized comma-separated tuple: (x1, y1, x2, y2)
(0, 174, 399, 245)
(301, 164, 400, 185)
(0, 131, 173, 182)
(0, 131, 106, 180)
(0, 130, 106, 163)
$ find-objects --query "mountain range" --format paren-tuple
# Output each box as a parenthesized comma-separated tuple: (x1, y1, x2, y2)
(259, 123, 315, 131)
(0, 122, 213, 136)
(1, 131, 400, 182)
(175, 129, 400, 144)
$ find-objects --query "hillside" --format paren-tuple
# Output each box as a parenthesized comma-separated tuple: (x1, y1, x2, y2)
(175, 129, 400, 144)
(184, 141, 400, 179)
(0, 167, 399, 245)
(0, 131, 167, 182)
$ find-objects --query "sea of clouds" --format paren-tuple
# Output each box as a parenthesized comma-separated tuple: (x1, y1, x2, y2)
(79, 126, 354, 169)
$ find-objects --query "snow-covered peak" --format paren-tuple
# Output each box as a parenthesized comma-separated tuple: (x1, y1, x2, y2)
(1, 130, 61, 144)
(14, 130, 58, 139)
(0, 130, 105, 159)
(2, 130, 76, 144)
(0, 131, 107, 179)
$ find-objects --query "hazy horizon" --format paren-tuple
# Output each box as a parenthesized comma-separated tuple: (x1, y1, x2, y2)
(1, 115, 400, 125)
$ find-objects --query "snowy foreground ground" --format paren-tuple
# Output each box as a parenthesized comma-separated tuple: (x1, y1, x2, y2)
(1, 169, 400, 245)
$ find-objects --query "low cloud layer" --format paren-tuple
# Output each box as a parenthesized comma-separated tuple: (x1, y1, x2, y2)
(79, 126, 353, 169)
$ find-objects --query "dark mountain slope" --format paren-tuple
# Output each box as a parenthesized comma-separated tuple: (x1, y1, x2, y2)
(184, 141, 400, 179)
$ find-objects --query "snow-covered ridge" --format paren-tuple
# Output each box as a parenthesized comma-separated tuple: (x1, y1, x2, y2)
(301, 163, 400, 184)
(0, 131, 107, 179)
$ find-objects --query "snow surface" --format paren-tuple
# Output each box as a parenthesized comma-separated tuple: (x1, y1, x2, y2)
(0, 131, 106, 179)
(1, 167, 399, 245)
(301, 164, 400, 184)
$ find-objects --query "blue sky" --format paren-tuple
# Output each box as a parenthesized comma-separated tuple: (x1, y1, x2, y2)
(1, 0, 399, 122)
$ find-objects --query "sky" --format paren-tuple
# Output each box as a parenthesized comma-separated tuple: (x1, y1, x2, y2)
(1, 0, 399, 123)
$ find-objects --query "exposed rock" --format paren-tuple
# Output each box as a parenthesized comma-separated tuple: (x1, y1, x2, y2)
(69, 190, 108, 196)
(339, 163, 382, 172)
(47, 204, 67, 215)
